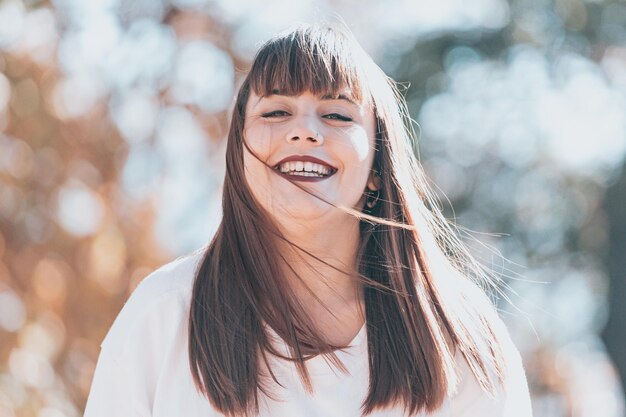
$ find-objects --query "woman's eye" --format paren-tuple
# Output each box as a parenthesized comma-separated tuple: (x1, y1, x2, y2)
(261, 110, 289, 118)
(324, 113, 353, 122)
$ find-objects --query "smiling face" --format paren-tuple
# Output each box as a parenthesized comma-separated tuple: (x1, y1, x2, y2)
(243, 89, 377, 223)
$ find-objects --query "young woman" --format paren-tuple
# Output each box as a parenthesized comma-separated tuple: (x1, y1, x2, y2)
(84, 24, 532, 417)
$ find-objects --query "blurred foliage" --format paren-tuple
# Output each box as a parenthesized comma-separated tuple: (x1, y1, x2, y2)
(385, 0, 626, 415)
(0, 0, 624, 416)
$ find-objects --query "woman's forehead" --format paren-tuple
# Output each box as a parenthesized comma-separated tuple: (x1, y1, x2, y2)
(247, 86, 372, 109)
(262, 88, 356, 101)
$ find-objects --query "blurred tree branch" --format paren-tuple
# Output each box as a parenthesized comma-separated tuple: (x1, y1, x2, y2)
(602, 160, 626, 393)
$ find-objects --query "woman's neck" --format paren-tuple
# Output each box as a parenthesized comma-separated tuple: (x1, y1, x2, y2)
(276, 215, 365, 343)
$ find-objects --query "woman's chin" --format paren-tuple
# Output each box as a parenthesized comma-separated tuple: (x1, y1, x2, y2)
(264, 198, 339, 223)
(284, 204, 335, 221)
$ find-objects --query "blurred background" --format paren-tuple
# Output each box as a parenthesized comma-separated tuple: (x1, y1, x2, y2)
(0, 0, 625, 416)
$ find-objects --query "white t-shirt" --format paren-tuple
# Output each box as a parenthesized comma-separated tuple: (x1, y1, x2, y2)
(84, 252, 533, 417)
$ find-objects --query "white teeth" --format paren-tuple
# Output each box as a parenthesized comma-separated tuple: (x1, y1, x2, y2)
(277, 160, 333, 176)
(287, 171, 323, 177)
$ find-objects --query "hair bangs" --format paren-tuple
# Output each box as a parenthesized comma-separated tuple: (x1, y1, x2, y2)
(248, 26, 369, 104)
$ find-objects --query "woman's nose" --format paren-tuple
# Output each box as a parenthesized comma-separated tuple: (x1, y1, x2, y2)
(286, 117, 324, 145)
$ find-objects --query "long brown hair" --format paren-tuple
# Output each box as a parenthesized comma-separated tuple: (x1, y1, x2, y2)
(189, 24, 506, 416)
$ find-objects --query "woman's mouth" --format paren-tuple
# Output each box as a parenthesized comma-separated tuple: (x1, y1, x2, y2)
(273, 157, 337, 182)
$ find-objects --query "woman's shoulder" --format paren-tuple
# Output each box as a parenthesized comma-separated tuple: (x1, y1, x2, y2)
(99, 248, 205, 355)
(447, 330, 532, 417)
(126, 249, 204, 303)
(84, 249, 208, 417)
(447, 279, 533, 416)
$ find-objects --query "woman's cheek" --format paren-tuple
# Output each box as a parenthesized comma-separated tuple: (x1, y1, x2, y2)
(349, 128, 374, 162)
(244, 123, 274, 160)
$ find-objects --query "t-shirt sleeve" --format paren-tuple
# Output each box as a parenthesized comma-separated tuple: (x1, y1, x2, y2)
(83, 256, 196, 417)
(498, 319, 533, 417)
(83, 348, 150, 417)
(449, 314, 533, 417)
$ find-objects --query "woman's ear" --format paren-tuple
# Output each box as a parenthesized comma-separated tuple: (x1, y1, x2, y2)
(365, 173, 382, 209)
(367, 172, 382, 191)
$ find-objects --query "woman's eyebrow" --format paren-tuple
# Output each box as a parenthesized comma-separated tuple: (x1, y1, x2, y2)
(320, 93, 358, 105)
